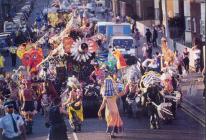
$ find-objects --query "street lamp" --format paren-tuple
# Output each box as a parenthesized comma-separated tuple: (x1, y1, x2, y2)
(203, 45, 206, 98)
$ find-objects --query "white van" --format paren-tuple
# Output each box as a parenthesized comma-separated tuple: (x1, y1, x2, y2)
(109, 36, 137, 56)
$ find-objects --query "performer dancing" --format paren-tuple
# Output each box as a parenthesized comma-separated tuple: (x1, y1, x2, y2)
(19, 81, 36, 134)
(98, 70, 123, 138)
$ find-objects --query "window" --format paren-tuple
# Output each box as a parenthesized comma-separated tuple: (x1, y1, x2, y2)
(185, 17, 191, 31)
(200, 20, 205, 41)
(99, 26, 106, 34)
(193, 18, 196, 33)
(200, 20, 205, 36)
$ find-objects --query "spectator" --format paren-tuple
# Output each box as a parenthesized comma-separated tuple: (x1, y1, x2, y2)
(202, 67, 205, 99)
(47, 97, 68, 140)
(5, 35, 12, 47)
(132, 22, 136, 33)
(145, 28, 152, 44)
(146, 44, 153, 59)
(0, 53, 5, 74)
(35, 13, 42, 28)
(10, 46, 17, 67)
(142, 43, 148, 60)
(174, 51, 183, 75)
(134, 29, 140, 47)
(183, 48, 190, 73)
(35, 13, 42, 36)
(155, 52, 161, 72)
(152, 26, 158, 47)
(192, 44, 201, 73)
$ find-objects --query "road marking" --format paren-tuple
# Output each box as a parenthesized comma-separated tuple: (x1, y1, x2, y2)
(73, 132, 78, 140)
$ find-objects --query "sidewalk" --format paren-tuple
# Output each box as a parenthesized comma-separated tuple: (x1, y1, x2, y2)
(180, 73, 205, 127)
(136, 35, 161, 59)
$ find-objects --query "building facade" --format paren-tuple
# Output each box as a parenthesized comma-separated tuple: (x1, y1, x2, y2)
(112, 0, 155, 20)
(184, 0, 202, 45)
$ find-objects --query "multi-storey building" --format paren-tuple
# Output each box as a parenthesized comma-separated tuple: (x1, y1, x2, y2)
(112, 0, 205, 45)
(112, 0, 155, 20)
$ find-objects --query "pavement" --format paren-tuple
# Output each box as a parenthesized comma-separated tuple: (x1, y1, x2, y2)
(180, 73, 205, 127)
(28, 107, 205, 140)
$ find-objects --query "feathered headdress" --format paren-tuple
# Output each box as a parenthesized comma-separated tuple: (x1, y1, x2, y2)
(70, 38, 98, 62)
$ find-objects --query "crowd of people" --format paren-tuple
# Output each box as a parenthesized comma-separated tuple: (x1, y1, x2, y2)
(0, 1, 205, 140)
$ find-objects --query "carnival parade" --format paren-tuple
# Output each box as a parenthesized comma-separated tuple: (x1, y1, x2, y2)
(0, 0, 205, 140)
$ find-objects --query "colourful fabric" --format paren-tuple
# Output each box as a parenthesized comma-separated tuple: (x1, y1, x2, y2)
(107, 53, 117, 73)
(67, 105, 84, 122)
(94, 69, 105, 82)
(101, 76, 116, 97)
(105, 96, 123, 134)
(112, 50, 127, 69)
(161, 42, 174, 65)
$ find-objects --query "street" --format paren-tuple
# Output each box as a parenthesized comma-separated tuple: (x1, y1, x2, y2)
(29, 108, 205, 140)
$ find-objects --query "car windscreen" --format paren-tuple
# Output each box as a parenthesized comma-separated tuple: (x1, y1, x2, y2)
(113, 39, 133, 48)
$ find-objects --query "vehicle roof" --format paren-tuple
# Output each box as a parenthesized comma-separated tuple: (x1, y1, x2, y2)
(97, 22, 131, 26)
(110, 36, 134, 39)
(0, 33, 11, 38)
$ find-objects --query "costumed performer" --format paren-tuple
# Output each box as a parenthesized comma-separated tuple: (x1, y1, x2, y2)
(98, 69, 123, 138)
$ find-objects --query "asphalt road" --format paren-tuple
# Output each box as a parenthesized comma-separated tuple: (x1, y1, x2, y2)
(29, 108, 205, 140)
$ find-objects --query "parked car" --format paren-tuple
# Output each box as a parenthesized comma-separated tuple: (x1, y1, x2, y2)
(21, 5, 32, 14)
(16, 12, 28, 21)
(3, 21, 19, 33)
(0, 32, 11, 54)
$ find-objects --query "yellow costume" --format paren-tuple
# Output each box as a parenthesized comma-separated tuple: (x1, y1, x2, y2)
(161, 39, 174, 65)
(67, 90, 84, 123)
(67, 103, 84, 122)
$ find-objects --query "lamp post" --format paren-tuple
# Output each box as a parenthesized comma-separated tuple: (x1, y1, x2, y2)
(162, 0, 170, 38)
(203, 45, 206, 98)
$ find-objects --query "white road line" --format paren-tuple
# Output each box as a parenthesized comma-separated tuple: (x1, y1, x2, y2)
(73, 132, 79, 140)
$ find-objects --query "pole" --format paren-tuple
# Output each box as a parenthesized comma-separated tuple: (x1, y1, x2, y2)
(162, 0, 170, 38)
(203, 45, 206, 98)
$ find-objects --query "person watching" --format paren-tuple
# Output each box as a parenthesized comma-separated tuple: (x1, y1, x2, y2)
(0, 100, 26, 140)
